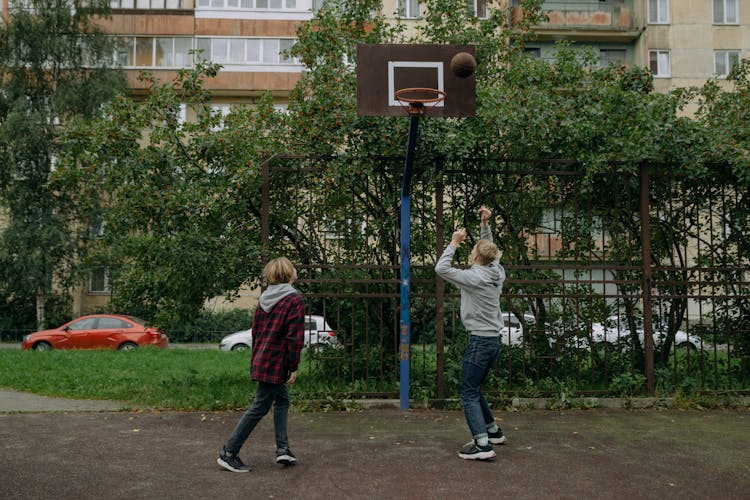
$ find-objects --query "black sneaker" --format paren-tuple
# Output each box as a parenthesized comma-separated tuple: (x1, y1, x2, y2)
(458, 441, 496, 460)
(488, 429, 507, 445)
(276, 448, 297, 465)
(217, 449, 250, 473)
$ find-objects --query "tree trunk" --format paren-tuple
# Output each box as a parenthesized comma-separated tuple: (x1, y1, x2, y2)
(36, 288, 46, 331)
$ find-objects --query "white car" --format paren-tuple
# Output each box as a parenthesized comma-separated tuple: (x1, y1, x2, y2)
(219, 315, 339, 352)
(590, 316, 700, 351)
(501, 313, 546, 347)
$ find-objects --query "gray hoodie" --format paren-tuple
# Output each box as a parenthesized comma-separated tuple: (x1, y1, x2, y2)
(434, 223, 505, 336)
(259, 283, 299, 312)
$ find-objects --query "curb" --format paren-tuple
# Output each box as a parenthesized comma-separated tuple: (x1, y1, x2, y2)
(346, 396, 750, 410)
(0, 390, 140, 413)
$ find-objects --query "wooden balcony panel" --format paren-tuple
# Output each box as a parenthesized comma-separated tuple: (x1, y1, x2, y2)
(195, 18, 301, 37)
(99, 14, 195, 35)
(124, 69, 300, 96)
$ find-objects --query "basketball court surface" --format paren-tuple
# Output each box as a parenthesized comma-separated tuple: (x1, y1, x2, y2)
(2, 405, 748, 499)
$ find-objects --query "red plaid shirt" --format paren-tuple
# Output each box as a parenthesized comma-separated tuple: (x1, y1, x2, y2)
(250, 293, 305, 384)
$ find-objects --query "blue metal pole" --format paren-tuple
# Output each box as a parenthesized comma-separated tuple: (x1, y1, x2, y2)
(400, 111, 420, 411)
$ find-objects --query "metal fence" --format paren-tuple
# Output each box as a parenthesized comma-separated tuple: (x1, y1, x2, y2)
(264, 156, 749, 399)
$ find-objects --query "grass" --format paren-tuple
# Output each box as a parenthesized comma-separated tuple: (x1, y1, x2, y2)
(0, 347, 400, 411)
(1, 346, 745, 411)
(0, 348, 255, 410)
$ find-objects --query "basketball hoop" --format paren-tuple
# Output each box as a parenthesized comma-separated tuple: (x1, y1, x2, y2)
(394, 87, 447, 116)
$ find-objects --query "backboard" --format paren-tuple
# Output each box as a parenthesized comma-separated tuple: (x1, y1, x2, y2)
(356, 44, 476, 117)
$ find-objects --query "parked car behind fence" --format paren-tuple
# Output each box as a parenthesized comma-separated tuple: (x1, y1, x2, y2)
(218, 315, 339, 352)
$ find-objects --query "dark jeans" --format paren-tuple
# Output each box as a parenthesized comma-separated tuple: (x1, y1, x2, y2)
(224, 381, 290, 455)
(460, 335, 501, 438)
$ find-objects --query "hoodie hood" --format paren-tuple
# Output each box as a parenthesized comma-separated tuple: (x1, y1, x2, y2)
(259, 283, 299, 312)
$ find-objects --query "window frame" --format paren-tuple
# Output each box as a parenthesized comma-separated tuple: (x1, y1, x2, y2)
(196, 37, 299, 65)
(649, 49, 671, 78)
(468, 0, 487, 19)
(524, 47, 541, 59)
(396, 0, 420, 19)
(714, 50, 740, 78)
(648, 0, 669, 24)
(599, 49, 627, 68)
(114, 36, 194, 69)
(111, 0, 184, 8)
(713, 0, 738, 25)
(196, 0, 298, 8)
(89, 268, 111, 294)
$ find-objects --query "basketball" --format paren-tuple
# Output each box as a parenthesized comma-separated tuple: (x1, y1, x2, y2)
(450, 52, 476, 78)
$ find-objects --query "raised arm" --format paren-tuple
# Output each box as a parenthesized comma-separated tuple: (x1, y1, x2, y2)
(479, 205, 493, 243)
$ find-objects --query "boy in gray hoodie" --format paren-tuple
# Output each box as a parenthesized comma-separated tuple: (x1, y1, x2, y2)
(435, 206, 507, 460)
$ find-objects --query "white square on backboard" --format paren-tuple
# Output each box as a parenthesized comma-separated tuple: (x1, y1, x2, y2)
(388, 61, 445, 107)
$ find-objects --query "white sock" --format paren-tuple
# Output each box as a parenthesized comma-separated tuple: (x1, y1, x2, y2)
(487, 423, 498, 433)
(476, 434, 489, 447)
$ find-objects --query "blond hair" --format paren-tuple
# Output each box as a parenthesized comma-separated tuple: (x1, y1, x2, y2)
(263, 257, 297, 285)
(474, 240, 499, 266)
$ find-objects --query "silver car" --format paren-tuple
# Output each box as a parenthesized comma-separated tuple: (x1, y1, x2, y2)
(218, 315, 339, 351)
(500, 313, 547, 347)
(590, 316, 701, 351)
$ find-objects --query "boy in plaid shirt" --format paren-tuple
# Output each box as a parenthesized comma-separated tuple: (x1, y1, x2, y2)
(218, 257, 305, 472)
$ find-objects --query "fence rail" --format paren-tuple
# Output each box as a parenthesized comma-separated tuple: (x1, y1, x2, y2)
(7, 156, 746, 399)
(262, 156, 749, 399)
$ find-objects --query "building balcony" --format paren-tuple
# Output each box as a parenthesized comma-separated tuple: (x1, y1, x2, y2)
(513, 1, 644, 43)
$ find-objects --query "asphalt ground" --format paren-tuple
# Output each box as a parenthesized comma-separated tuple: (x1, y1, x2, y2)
(1, 390, 748, 500)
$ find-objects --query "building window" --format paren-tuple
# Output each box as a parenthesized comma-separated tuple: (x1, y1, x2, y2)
(89, 269, 111, 293)
(111, 0, 184, 8)
(196, 0, 299, 8)
(648, 0, 669, 24)
(649, 50, 670, 77)
(396, 0, 420, 18)
(210, 104, 232, 130)
(466, 0, 487, 18)
(196, 37, 298, 65)
(714, 0, 738, 24)
(524, 47, 541, 59)
(599, 49, 627, 67)
(114, 37, 194, 68)
(90, 216, 105, 238)
(177, 103, 187, 125)
(714, 50, 740, 77)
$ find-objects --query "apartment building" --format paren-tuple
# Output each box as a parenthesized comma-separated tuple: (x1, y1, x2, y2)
(514, 0, 747, 96)
(96, 0, 314, 116)
(387, 1, 747, 90)
(4, 1, 745, 315)
(88, 1, 316, 313)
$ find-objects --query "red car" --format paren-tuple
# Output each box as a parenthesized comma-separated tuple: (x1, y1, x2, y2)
(22, 314, 169, 351)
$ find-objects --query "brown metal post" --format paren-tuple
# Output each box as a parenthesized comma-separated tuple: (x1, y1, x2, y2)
(261, 159, 270, 270)
(640, 163, 655, 395)
(435, 164, 446, 399)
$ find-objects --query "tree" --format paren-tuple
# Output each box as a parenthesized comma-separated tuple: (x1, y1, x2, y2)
(0, 0, 125, 329)
(57, 60, 281, 327)
(51, 0, 748, 388)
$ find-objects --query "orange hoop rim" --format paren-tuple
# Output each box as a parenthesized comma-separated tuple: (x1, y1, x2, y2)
(394, 87, 447, 105)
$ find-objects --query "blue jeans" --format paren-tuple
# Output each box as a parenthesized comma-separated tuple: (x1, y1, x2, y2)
(460, 335, 501, 439)
(224, 381, 290, 455)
